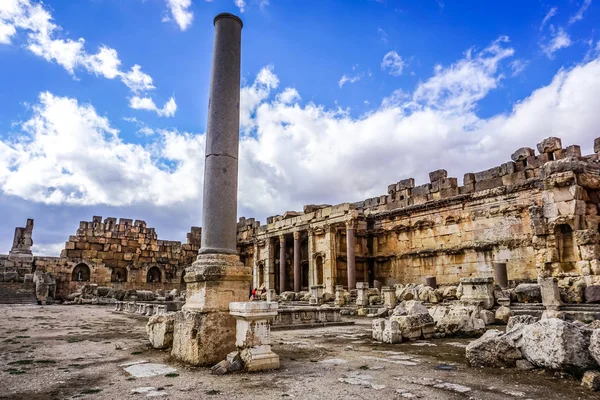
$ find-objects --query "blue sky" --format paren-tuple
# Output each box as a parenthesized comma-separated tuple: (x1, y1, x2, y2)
(1, 0, 599, 255)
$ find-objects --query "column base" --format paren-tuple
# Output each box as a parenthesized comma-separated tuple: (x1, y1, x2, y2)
(170, 253, 251, 366)
(236, 347, 280, 372)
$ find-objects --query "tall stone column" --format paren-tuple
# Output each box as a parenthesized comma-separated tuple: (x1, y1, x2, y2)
(279, 235, 287, 293)
(346, 220, 356, 290)
(171, 13, 251, 367)
(252, 242, 259, 289)
(293, 231, 301, 292)
(307, 229, 315, 288)
(265, 238, 273, 290)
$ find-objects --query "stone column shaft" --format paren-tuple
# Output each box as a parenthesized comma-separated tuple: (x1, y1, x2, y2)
(252, 243, 259, 288)
(293, 232, 301, 292)
(307, 230, 314, 288)
(279, 235, 286, 293)
(346, 222, 356, 290)
(199, 13, 243, 255)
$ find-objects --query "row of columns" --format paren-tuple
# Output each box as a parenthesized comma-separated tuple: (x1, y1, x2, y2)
(252, 219, 357, 294)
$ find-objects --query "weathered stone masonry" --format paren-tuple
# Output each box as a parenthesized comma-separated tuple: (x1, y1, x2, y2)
(240, 137, 600, 295)
(2, 136, 600, 299)
(1, 217, 201, 298)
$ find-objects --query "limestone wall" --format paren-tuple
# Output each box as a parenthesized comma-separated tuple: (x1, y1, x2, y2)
(44, 216, 201, 298)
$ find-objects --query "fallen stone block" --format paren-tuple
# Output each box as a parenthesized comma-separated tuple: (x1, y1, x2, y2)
(590, 329, 600, 366)
(585, 285, 600, 303)
(506, 315, 539, 332)
(465, 329, 522, 368)
(519, 318, 596, 370)
(514, 284, 541, 303)
(581, 370, 600, 391)
(146, 313, 175, 349)
(495, 306, 512, 325)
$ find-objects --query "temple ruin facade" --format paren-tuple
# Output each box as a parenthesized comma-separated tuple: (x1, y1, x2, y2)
(1, 136, 600, 300)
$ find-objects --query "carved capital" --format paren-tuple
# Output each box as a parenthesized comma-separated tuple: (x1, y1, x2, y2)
(278, 234, 285, 243)
(293, 231, 301, 240)
(345, 220, 356, 230)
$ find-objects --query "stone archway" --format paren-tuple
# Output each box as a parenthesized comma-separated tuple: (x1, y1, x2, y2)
(111, 267, 128, 283)
(72, 263, 91, 282)
(147, 266, 162, 283)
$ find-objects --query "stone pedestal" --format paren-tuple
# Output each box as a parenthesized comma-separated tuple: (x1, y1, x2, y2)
(309, 285, 324, 305)
(171, 254, 251, 366)
(539, 277, 563, 319)
(382, 286, 397, 309)
(228, 301, 279, 372)
(459, 277, 494, 310)
(356, 282, 369, 307)
(334, 285, 345, 306)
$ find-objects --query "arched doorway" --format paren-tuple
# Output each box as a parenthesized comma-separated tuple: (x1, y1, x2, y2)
(147, 266, 162, 283)
(111, 267, 127, 283)
(72, 263, 91, 282)
(316, 255, 324, 285)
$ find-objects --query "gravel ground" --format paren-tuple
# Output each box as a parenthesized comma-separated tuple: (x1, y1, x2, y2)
(0, 305, 596, 400)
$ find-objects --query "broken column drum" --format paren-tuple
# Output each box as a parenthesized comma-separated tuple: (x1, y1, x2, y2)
(171, 13, 252, 367)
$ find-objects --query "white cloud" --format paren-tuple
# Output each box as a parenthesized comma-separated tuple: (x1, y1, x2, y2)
(163, 0, 194, 31)
(129, 96, 177, 117)
(381, 50, 405, 76)
(542, 27, 572, 58)
(276, 88, 300, 104)
(0, 92, 202, 206)
(2, 37, 600, 233)
(0, 1, 169, 112)
(410, 36, 514, 113)
(569, 0, 592, 24)
(378, 27, 388, 43)
(540, 7, 557, 31)
(510, 59, 528, 76)
(235, 0, 246, 13)
(339, 74, 361, 88)
(240, 65, 279, 131)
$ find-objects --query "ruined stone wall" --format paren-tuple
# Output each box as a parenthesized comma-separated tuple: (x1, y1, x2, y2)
(243, 136, 600, 293)
(39, 216, 202, 298)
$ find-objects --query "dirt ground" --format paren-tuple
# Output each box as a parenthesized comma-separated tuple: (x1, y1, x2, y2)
(0, 305, 596, 400)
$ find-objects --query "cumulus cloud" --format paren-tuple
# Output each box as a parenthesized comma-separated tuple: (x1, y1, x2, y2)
(2, 37, 600, 240)
(0, 92, 202, 206)
(163, 0, 194, 31)
(381, 50, 405, 76)
(542, 27, 572, 58)
(410, 36, 514, 112)
(0, 0, 170, 115)
(129, 96, 177, 117)
(569, 0, 592, 24)
(276, 88, 301, 104)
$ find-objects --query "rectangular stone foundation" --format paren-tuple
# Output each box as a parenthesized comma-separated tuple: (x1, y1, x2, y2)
(171, 309, 237, 366)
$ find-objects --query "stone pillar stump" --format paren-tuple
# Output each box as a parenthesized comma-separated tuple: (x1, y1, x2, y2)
(356, 282, 369, 307)
(382, 286, 397, 309)
(228, 301, 279, 372)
